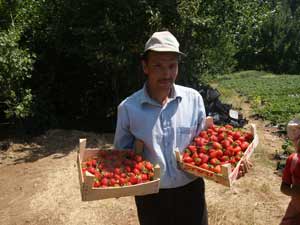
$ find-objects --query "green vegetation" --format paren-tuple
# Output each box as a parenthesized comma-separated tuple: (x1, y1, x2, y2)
(1, 0, 300, 133)
(215, 71, 300, 126)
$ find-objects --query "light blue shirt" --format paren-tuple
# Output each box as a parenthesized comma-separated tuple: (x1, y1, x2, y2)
(113, 84, 206, 188)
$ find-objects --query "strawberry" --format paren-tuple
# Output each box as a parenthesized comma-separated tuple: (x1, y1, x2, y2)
(145, 162, 153, 171)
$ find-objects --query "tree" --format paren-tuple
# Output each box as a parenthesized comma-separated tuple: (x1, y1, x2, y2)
(0, 1, 35, 127)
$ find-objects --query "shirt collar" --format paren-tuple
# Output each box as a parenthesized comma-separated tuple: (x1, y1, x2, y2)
(140, 83, 182, 105)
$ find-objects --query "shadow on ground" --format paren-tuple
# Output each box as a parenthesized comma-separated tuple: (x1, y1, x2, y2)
(0, 129, 115, 164)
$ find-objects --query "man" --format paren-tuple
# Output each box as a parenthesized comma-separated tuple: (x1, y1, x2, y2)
(114, 31, 208, 225)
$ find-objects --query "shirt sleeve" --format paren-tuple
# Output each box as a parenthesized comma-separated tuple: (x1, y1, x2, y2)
(282, 154, 293, 184)
(113, 102, 135, 149)
(196, 94, 207, 135)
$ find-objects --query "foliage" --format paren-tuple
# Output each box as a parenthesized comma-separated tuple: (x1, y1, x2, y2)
(0, 0, 299, 133)
(0, 0, 17, 30)
(281, 139, 294, 155)
(236, 1, 300, 74)
(0, 28, 34, 120)
(216, 70, 300, 126)
(176, 0, 271, 76)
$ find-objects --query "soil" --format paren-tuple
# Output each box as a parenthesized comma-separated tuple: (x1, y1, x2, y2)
(0, 101, 291, 225)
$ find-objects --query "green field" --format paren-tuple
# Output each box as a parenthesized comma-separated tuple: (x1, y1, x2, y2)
(212, 70, 300, 126)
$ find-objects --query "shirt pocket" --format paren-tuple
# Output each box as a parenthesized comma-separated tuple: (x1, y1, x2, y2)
(176, 126, 197, 151)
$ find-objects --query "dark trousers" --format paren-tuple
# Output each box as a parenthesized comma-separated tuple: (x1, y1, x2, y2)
(135, 178, 208, 225)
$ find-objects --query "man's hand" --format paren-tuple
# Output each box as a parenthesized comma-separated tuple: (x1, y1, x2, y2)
(237, 159, 253, 179)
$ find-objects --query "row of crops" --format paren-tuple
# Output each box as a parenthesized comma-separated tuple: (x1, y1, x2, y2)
(213, 71, 300, 127)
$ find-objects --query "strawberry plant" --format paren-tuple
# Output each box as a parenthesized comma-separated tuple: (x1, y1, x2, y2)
(216, 71, 300, 126)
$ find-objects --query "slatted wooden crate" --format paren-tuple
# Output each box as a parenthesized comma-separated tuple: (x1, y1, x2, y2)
(176, 118, 259, 187)
(77, 139, 160, 201)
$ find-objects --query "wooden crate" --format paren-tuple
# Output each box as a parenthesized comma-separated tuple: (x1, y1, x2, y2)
(77, 139, 160, 201)
(176, 121, 259, 187)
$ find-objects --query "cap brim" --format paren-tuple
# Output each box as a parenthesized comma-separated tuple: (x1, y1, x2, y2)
(145, 47, 186, 56)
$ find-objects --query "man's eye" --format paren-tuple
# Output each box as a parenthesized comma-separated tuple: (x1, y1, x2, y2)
(169, 64, 177, 69)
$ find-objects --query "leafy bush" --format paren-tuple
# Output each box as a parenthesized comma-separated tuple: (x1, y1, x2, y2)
(236, 1, 300, 74)
(0, 28, 34, 120)
(1, 0, 298, 134)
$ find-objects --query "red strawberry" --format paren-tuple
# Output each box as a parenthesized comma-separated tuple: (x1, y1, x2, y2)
(145, 162, 153, 171)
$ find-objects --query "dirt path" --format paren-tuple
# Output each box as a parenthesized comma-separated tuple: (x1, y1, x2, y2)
(0, 131, 139, 225)
(0, 103, 291, 225)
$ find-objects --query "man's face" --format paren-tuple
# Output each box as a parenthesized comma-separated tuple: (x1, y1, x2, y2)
(142, 51, 179, 91)
(294, 136, 300, 152)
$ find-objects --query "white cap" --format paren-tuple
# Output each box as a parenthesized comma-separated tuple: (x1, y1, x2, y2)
(144, 31, 185, 55)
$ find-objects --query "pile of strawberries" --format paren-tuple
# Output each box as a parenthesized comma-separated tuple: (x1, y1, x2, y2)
(182, 124, 254, 174)
(82, 150, 155, 188)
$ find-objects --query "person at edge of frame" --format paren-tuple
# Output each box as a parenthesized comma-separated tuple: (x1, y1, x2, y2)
(280, 116, 300, 225)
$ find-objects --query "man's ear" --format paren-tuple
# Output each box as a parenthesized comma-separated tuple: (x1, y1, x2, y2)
(142, 60, 148, 75)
